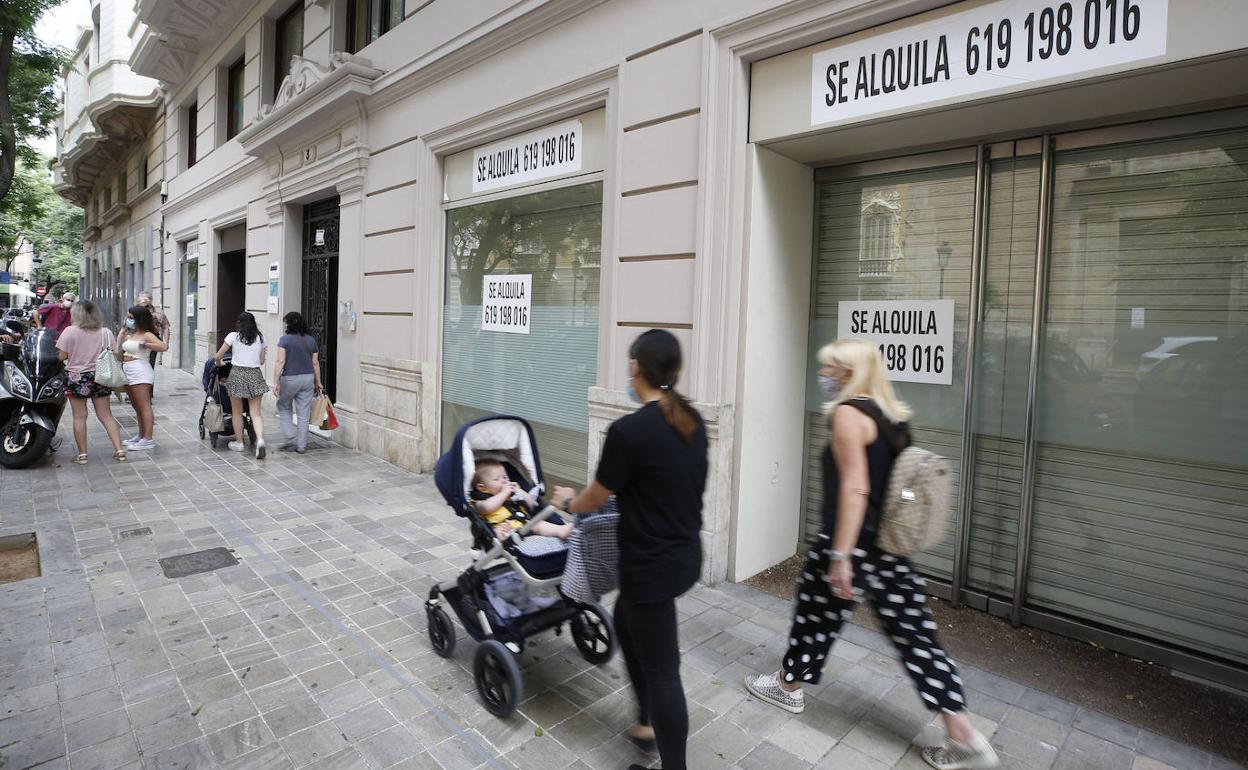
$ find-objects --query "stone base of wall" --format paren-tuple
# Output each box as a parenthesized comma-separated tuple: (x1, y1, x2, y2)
(588, 387, 734, 585)
(353, 354, 438, 472)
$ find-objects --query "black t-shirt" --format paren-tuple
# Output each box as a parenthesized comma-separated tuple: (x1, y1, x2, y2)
(595, 401, 708, 602)
(820, 398, 909, 549)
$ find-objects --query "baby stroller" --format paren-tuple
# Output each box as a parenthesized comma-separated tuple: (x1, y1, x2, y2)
(198, 355, 256, 449)
(427, 415, 617, 718)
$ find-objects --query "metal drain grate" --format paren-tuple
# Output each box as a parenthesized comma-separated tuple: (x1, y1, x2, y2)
(118, 527, 152, 539)
(0, 534, 41, 585)
(159, 547, 239, 578)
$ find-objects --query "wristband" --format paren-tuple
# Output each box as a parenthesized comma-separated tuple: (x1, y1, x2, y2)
(828, 549, 849, 562)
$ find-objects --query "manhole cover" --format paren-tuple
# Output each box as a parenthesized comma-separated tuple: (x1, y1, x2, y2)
(114, 415, 139, 428)
(118, 527, 152, 539)
(0, 534, 41, 585)
(159, 547, 239, 579)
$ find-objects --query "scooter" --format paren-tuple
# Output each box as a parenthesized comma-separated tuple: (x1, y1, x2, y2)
(0, 322, 67, 468)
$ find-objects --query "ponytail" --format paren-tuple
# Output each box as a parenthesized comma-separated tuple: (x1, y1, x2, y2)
(658, 387, 701, 444)
(629, 329, 703, 444)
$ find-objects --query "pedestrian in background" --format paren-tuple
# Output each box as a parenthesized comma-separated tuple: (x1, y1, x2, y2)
(55, 300, 127, 464)
(554, 329, 708, 770)
(117, 305, 168, 451)
(273, 311, 322, 454)
(744, 339, 997, 770)
(37, 291, 76, 339)
(213, 311, 269, 459)
(136, 291, 169, 389)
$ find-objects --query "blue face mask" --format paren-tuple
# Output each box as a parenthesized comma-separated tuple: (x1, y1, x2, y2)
(818, 374, 843, 400)
(627, 381, 643, 404)
(125, 318, 136, 330)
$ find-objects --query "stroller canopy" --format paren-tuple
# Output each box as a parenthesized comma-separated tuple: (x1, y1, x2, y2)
(435, 416, 543, 517)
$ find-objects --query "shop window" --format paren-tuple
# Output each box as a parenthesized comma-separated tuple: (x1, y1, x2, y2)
(274, 3, 304, 97)
(346, 0, 403, 54)
(441, 182, 603, 487)
(185, 100, 198, 168)
(226, 58, 245, 139)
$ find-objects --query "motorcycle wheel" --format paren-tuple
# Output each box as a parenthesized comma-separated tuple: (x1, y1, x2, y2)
(0, 423, 54, 469)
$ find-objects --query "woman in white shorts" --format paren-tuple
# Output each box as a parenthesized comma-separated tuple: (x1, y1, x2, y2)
(118, 305, 169, 451)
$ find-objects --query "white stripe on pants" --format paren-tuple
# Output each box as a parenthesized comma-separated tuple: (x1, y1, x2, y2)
(277, 374, 316, 450)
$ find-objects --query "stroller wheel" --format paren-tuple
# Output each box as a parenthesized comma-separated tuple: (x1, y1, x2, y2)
(474, 640, 523, 718)
(427, 605, 456, 658)
(570, 602, 617, 665)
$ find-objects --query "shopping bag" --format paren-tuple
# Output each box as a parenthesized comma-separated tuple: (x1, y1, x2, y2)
(204, 402, 225, 433)
(323, 401, 340, 430)
(94, 348, 128, 389)
(310, 394, 329, 426)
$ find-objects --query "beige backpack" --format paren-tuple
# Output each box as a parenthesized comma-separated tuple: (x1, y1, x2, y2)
(846, 401, 951, 556)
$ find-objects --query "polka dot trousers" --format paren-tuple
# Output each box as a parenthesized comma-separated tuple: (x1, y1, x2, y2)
(781, 534, 967, 713)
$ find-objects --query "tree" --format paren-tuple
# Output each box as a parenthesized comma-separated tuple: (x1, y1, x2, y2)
(0, 152, 81, 290)
(0, 156, 50, 271)
(0, 0, 66, 205)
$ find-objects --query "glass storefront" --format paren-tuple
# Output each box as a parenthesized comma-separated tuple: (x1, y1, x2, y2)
(181, 241, 199, 372)
(803, 115, 1248, 668)
(441, 182, 603, 488)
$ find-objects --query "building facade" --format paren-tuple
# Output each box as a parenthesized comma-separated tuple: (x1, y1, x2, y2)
(52, 0, 1248, 689)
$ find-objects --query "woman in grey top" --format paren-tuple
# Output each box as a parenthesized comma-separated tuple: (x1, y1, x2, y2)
(273, 311, 322, 453)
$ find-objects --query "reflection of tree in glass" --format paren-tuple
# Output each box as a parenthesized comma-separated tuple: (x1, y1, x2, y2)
(448, 185, 602, 308)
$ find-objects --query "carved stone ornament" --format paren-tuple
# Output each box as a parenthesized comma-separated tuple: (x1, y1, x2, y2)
(256, 53, 370, 124)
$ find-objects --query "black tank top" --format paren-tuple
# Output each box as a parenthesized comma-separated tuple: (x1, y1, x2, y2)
(820, 398, 909, 548)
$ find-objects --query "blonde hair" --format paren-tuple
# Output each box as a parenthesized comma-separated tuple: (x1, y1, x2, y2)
(818, 338, 912, 423)
(70, 300, 104, 331)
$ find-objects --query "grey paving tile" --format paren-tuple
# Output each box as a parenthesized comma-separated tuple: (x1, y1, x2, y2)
(1055, 729, 1137, 770)
(738, 740, 812, 770)
(991, 724, 1061, 770)
(1138, 731, 1216, 770)
(1073, 708, 1141, 750)
(67, 732, 140, 770)
(65, 707, 132, 753)
(278, 721, 351, 768)
(146, 737, 216, 770)
(205, 716, 278, 764)
(262, 697, 329, 740)
(134, 713, 203, 755)
(1017, 687, 1080, 726)
(194, 691, 260, 735)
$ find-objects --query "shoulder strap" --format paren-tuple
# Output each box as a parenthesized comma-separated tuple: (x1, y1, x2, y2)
(839, 399, 908, 457)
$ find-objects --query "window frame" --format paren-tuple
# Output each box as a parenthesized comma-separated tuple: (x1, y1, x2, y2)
(345, 0, 403, 54)
(118, 166, 127, 204)
(185, 100, 199, 169)
(273, 3, 305, 98)
(226, 57, 245, 140)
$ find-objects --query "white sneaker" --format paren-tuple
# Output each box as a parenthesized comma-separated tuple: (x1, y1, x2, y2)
(122, 436, 142, 448)
(922, 732, 1000, 770)
(744, 671, 805, 714)
(227, 441, 245, 452)
(127, 438, 156, 451)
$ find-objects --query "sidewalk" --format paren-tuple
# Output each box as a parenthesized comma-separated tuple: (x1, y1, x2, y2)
(0, 369, 1238, 770)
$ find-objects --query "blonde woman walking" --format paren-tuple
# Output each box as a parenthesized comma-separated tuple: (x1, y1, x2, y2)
(55, 300, 127, 464)
(745, 339, 998, 770)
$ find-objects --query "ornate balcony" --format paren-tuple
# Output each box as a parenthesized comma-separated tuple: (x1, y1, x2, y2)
(130, 0, 255, 83)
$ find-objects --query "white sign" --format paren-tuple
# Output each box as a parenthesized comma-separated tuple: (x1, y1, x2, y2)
(472, 119, 582, 193)
(267, 281, 279, 314)
(838, 299, 955, 384)
(314, 229, 325, 247)
(268, 261, 280, 280)
(186, 294, 196, 318)
(811, 0, 1168, 127)
(481, 274, 532, 335)
(1131, 306, 1145, 328)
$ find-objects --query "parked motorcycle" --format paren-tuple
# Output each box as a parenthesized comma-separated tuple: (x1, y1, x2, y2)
(0, 322, 67, 468)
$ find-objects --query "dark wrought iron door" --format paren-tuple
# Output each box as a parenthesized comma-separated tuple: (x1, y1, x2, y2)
(302, 198, 340, 400)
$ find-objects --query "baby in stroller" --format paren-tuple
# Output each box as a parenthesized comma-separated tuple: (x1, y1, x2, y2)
(471, 459, 573, 541)
(426, 415, 618, 719)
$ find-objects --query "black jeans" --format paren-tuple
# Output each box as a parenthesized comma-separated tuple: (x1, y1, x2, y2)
(615, 591, 687, 770)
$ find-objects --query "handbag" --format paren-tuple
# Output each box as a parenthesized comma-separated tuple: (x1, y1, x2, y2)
(322, 401, 340, 430)
(204, 402, 225, 433)
(93, 331, 128, 389)
(310, 394, 330, 426)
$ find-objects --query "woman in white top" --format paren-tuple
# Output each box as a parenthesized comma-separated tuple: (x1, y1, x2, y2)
(214, 311, 269, 459)
(117, 304, 169, 451)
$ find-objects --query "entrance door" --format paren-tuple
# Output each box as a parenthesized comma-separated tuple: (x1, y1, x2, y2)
(180, 256, 198, 372)
(216, 249, 246, 349)
(302, 198, 339, 400)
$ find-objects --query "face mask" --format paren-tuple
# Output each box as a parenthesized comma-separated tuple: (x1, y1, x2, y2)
(61, 301, 72, 308)
(818, 374, 844, 400)
(626, 382, 642, 404)
(125, 319, 136, 330)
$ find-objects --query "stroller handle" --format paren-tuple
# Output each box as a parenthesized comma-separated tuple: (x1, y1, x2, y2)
(507, 504, 563, 543)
